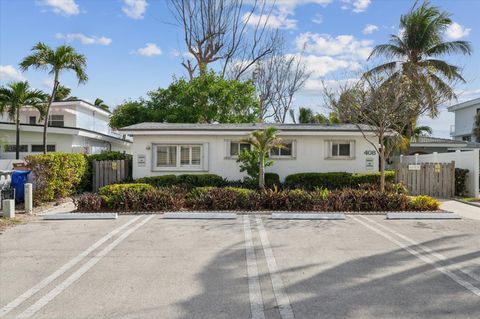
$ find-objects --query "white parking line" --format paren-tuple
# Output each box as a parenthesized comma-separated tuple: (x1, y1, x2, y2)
(255, 217, 295, 319)
(0, 216, 142, 318)
(358, 215, 480, 283)
(243, 216, 265, 319)
(351, 216, 480, 297)
(15, 215, 154, 319)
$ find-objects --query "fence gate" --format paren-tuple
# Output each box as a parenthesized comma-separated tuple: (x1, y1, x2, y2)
(395, 161, 455, 197)
(93, 159, 130, 192)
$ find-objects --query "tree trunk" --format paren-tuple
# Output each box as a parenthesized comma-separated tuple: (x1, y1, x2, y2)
(258, 153, 265, 189)
(43, 74, 59, 154)
(15, 107, 20, 160)
(379, 135, 385, 192)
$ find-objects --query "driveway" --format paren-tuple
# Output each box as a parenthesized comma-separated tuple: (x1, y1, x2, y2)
(1, 205, 479, 318)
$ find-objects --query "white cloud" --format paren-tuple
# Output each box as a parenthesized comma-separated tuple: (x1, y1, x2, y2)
(38, 0, 80, 16)
(312, 14, 323, 24)
(0, 65, 26, 82)
(363, 24, 378, 34)
(301, 55, 361, 78)
(295, 32, 373, 60)
(302, 77, 359, 95)
(244, 12, 297, 29)
(445, 22, 471, 40)
(122, 0, 147, 19)
(136, 43, 162, 57)
(55, 33, 112, 45)
(341, 0, 371, 13)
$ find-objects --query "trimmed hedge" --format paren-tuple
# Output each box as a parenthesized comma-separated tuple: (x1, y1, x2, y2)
(137, 174, 225, 188)
(25, 153, 88, 203)
(284, 171, 395, 190)
(454, 168, 469, 196)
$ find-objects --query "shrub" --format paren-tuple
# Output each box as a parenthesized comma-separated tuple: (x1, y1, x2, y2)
(408, 196, 440, 211)
(73, 193, 103, 211)
(99, 183, 154, 208)
(284, 171, 395, 190)
(351, 171, 395, 186)
(284, 172, 353, 190)
(265, 173, 281, 188)
(187, 187, 254, 210)
(455, 168, 469, 196)
(137, 174, 225, 189)
(326, 188, 410, 212)
(25, 153, 88, 203)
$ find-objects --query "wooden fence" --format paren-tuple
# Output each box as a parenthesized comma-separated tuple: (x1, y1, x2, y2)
(395, 161, 455, 198)
(93, 159, 130, 192)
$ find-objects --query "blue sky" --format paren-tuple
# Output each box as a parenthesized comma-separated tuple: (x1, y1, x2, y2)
(1, 0, 479, 137)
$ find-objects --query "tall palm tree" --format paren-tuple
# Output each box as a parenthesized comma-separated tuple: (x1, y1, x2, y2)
(20, 42, 87, 154)
(242, 126, 283, 189)
(94, 98, 109, 111)
(365, 1, 472, 121)
(412, 125, 433, 139)
(53, 85, 72, 101)
(0, 82, 46, 159)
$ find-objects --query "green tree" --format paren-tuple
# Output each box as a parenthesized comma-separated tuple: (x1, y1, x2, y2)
(236, 148, 273, 182)
(0, 81, 46, 159)
(412, 125, 433, 138)
(291, 107, 341, 124)
(242, 127, 283, 189)
(365, 1, 472, 129)
(109, 100, 149, 129)
(94, 98, 109, 111)
(110, 72, 259, 128)
(53, 85, 73, 101)
(20, 42, 87, 154)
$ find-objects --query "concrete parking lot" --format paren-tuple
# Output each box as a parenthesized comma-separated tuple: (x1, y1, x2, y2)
(1, 203, 479, 318)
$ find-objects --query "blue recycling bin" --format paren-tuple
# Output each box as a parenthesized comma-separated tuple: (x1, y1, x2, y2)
(11, 170, 31, 202)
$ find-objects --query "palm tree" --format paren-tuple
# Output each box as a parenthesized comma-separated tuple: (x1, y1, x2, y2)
(0, 82, 46, 159)
(365, 1, 472, 121)
(20, 42, 87, 154)
(412, 125, 433, 139)
(53, 85, 72, 101)
(242, 126, 283, 189)
(94, 98, 109, 111)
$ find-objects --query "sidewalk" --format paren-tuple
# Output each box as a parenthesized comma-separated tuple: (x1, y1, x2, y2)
(440, 200, 480, 221)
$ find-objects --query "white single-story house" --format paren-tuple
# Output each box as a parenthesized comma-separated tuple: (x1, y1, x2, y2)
(0, 100, 132, 161)
(119, 123, 380, 181)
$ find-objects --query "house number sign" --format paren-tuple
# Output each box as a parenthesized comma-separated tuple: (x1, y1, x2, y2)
(364, 150, 376, 156)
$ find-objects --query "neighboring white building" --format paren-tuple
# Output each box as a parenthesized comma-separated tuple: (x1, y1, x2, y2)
(448, 97, 480, 142)
(0, 100, 131, 159)
(119, 123, 380, 181)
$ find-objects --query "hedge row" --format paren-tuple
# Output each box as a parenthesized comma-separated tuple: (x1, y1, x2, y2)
(25, 153, 88, 203)
(284, 171, 395, 190)
(74, 184, 440, 212)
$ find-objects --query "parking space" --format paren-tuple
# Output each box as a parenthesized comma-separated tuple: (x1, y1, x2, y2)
(1, 210, 479, 318)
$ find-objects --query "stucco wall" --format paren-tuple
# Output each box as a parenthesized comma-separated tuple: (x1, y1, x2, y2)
(0, 130, 73, 159)
(453, 104, 479, 140)
(130, 134, 379, 181)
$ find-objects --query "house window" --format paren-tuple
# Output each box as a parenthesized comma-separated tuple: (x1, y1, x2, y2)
(229, 141, 251, 157)
(180, 145, 201, 166)
(270, 142, 294, 158)
(462, 135, 471, 142)
(326, 140, 355, 159)
(154, 144, 203, 169)
(4, 145, 28, 152)
(31, 145, 56, 152)
(156, 145, 177, 167)
(48, 115, 64, 127)
(29, 116, 37, 124)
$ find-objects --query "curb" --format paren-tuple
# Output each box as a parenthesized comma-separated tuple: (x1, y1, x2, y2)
(453, 199, 480, 209)
(271, 213, 345, 220)
(386, 212, 460, 220)
(43, 213, 118, 220)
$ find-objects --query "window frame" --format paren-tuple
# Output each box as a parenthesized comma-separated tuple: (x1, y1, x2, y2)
(4, 145, 28, 153)
(226, 140, 252, 159)
(152, 143, 205, 171)
(269, 141, 296, 159)
(31, 144, 56, 152)
(48, 114, 64, 127)
(325, 140, 355, 160)
(29, 116, 37, 125)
